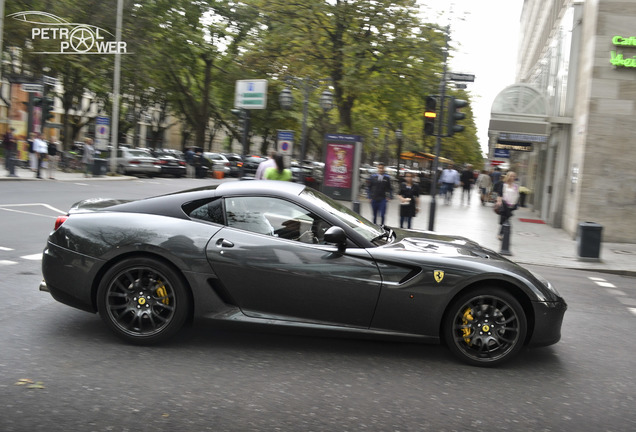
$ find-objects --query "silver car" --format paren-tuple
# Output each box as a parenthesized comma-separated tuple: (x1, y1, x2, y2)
(116, 148, 161, 177)
(203, 152, 231, 176)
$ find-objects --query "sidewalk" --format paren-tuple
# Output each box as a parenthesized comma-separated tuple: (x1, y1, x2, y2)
(4, 168, 636, 275)
(356, 191, 636, 276)
(1, 166, 132, 182)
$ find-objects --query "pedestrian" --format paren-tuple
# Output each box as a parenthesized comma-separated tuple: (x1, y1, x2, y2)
(33, 133, 49, 179)
(475, 169, 493, 205)
(3, 127, 17, 177)
(367, 162, 393, 225)
(28, 132, 38, 172)
(439, 165, 459, 205)
(82, 137, 95, 177)
(255, 150, 276, 180)
(495, 171, 520, 240)
(460, 164, 474, 205)
(185, 147, 195, 178)
(491, 166, 502, 185)
(264, 154, 292, 181)
(398, 171, 420, 229)
(47, 140, 61, 179)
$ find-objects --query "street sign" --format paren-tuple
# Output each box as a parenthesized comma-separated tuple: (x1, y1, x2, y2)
(494, 148, 510, 158)
(235, 80, 268, 109)
(95, 116, 110, 151)
(448, 73, 475, 82)
(498, 132, 548, 143)
(43, 75, 58, 86)
(277, 130, 294, 155)
(21, 83, 44, 93)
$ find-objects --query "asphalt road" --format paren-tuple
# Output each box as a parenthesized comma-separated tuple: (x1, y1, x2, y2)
(1, 178, 635, 431)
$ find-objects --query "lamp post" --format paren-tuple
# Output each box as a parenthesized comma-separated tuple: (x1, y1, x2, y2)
(279, 77, 333, 161)
(372, 127, 379, 163)
(395, 125, 403, 179)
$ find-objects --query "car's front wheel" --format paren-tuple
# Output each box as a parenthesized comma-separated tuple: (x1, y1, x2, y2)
(97, 257, 190, 345)
(443, 287, 527, 367)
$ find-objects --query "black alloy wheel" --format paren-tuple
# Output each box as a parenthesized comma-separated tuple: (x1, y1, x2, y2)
(97, 257, 190, 344)
(444, 287, 527, 367)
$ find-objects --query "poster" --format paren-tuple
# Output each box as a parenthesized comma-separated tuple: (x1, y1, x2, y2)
(321, 134, 362, 201)
(324, 142, 354, 188)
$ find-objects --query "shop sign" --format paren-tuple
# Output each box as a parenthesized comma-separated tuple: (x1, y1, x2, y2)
(610, 35, 636, 67)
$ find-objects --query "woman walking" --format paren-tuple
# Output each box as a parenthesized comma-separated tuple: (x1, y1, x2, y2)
(495, 171, 520, 240)
(398, 172, 420, 229)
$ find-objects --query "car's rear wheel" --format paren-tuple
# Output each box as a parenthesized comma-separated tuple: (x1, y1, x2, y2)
(443, 287, 527, 367)
(97, 257, 189, 345)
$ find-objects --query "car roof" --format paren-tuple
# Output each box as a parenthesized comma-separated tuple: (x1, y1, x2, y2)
(104, 181, 306, 218)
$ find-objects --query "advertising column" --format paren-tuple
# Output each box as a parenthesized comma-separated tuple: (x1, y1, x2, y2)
(322, 134, 362, 202)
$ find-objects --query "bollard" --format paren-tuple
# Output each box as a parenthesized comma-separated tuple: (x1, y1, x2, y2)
(353, 201, 361, 214)
(500, 221, 512, 256)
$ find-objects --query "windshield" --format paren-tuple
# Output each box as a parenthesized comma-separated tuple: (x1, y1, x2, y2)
(300, 188, 386, 243)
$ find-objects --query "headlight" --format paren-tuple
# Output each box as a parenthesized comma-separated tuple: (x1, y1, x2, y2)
(530, 270, 561, 297)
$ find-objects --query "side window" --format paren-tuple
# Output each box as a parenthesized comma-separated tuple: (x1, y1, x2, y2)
(224, 196, 331, 244)
(186, 198, 224, 224)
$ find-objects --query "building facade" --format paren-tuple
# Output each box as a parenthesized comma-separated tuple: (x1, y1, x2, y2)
(491, 0, 636, 243)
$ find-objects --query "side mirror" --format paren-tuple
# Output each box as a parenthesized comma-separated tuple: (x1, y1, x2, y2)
(324, 226, 347, 251)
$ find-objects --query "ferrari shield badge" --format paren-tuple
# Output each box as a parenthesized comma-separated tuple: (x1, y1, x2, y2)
(434, 270, 445, 283)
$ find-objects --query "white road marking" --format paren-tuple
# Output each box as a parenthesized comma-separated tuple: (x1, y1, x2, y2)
(595, 281, 616, 288)
(0, 207, 58, 218)
(0, 260, 18, 265)
(0, 203, 66, 214)
(0, 246, 14, 251)
(21, 254, 42, 261)
(629, 308, 636, 317)
(605, 288, 626, 296)
(588, 277, 606, 281)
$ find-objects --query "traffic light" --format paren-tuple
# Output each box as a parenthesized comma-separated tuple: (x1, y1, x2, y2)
(43, 97, 54, 121)
(447, 97, 468, 136)
(424, 96, 437, 136)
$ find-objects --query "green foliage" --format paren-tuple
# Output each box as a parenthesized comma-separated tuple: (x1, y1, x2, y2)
(3, 0, 480, 164)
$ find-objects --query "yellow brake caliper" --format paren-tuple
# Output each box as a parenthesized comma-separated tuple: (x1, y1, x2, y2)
(155, 281, 170, 305)
(461, 308, 474, 344)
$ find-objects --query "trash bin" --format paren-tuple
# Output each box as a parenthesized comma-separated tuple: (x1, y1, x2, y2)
(577, 222, 603, 260)
(93, 158, 108, 176)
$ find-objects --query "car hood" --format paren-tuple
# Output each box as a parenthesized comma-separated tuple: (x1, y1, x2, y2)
(379, 228, 507, 262)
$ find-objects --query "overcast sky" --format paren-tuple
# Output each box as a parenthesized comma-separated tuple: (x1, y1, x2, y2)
(419, 0, 525, 154)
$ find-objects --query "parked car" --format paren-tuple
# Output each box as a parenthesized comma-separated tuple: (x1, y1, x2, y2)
(150, 149, 187, 178)
(202, 152, 231, 176)
(241, 155, 267, 178)
(40, 181, 566, 367)
(222, 153, 243, 177)
(115, 147, 161, 177)
(157, 155, 186, 177)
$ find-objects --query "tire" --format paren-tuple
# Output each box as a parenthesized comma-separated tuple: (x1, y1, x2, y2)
(97, 257, 190, 345)
(443, 287, 527, 367)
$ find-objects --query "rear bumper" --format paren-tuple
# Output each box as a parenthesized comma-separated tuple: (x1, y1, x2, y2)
(529, 299, 567, 347)
(41, 243, 103, 313)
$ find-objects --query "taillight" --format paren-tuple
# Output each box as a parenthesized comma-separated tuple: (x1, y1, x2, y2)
(54, 216, 68, 231)
(130, 160, 141, 165)
(237, 162, 243, 167)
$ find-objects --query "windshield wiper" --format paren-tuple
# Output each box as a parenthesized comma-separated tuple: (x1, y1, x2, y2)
(371, 226, 394, 243)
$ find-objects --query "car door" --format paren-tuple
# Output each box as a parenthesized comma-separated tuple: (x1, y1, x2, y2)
(205, 196, 383, 328)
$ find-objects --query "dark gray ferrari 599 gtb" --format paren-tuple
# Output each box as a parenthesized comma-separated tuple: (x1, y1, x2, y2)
(40, 181, 566, 366)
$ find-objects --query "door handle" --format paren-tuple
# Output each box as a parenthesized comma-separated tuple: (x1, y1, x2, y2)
(216, 238, 234, 248)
